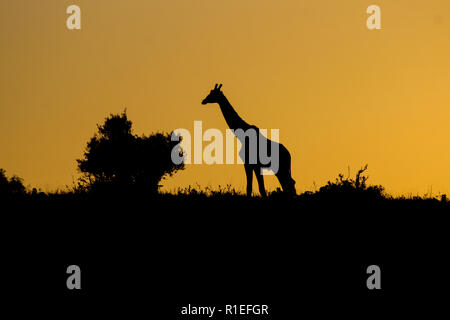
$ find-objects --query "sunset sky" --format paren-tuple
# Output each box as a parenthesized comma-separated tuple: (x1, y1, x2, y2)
(1, 0, 450, 196)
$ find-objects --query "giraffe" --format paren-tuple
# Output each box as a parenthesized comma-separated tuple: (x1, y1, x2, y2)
(201, 84, 296, 197)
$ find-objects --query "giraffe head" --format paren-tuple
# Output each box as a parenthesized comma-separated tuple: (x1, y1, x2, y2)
(202, 83, 223, 105)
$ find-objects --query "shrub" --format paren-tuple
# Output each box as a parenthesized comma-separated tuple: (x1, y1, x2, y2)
(77, 111, 184, 195)
(315, 165, 385, 200)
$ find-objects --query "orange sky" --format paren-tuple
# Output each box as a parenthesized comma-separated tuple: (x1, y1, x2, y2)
(1, 0, 450, 196)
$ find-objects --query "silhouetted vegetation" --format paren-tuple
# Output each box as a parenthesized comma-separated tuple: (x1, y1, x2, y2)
(76, 110, 184, 196)
(307, 165, 385, 201)
(1, 111, 448, 209)
(0, 168, 26, 199)
(1, 163, 448, 208)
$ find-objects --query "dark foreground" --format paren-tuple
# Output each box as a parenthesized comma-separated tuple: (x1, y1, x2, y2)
(2, 197, 449, 318)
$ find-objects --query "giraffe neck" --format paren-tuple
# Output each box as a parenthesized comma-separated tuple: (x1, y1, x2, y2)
(217, 95, 251, 131)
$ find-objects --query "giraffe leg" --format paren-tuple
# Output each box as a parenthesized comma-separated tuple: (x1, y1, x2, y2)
(244, 164, 253, 197)
(255, 167, 267, 198)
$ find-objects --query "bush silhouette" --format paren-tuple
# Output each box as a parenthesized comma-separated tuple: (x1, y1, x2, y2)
(77, 111, 184, 195)
(314, 165, 385, 200)
(0, 168, 26, 198)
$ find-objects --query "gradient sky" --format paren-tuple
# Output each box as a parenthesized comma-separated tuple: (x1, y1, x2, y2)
(1, 0, 450, 195)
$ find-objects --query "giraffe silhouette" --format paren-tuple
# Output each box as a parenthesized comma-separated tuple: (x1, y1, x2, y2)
(202, 84, 296, 197)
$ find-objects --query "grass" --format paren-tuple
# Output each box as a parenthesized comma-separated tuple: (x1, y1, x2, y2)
(2, 165, 449, 207)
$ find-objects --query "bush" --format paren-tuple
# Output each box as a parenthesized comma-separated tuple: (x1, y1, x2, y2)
(77, 111, 184, 195)
(0, 168, 26, 198)
(315, 165, 385, 200)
